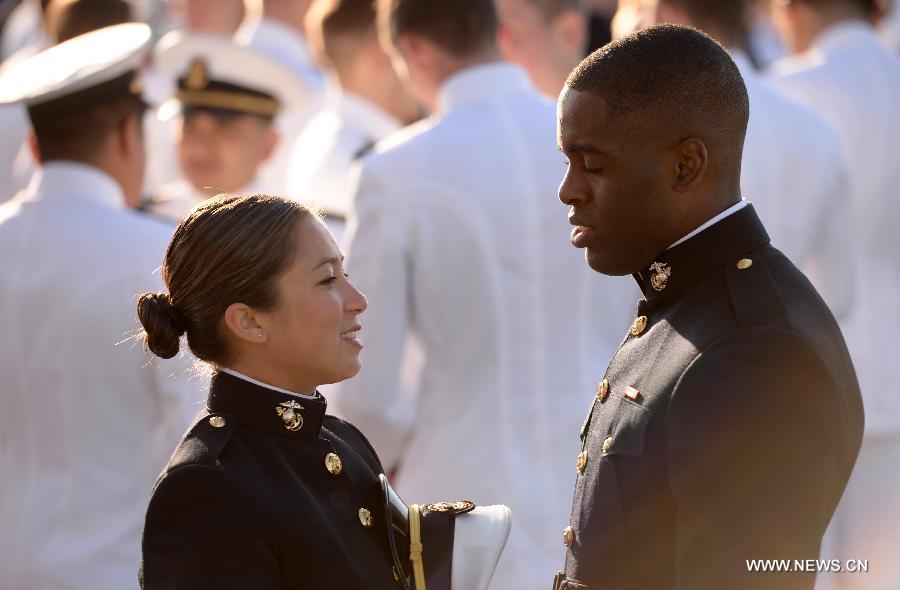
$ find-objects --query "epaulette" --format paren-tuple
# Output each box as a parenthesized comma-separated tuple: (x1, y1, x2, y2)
(166, 411, 238, 472)
(723, 254, 792, 332)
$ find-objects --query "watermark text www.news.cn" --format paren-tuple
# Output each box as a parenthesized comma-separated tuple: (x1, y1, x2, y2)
(747, 560, 869, 573)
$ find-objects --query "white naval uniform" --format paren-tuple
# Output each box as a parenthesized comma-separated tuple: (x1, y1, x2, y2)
(233, 17, 325, 196)
(733, 51, 854, 319)
(0, 162, 203, 589)
(285, 86, 402, 245)
(769, 22, 900, 590)
(327, 63, 638, 590)
(146, 179, 263, 225)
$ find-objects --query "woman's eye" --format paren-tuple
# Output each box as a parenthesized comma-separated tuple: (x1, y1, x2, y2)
(320, 275, 337, 285)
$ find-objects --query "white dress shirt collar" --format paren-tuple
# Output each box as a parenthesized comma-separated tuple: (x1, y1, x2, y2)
(437, 61, 533, 114)
(217, 366, 318, 400)
(667, 200, 748, 250)
(814, 20, 879, 55)
(337, 90, 402, 140)
(30, 160, 124, 209)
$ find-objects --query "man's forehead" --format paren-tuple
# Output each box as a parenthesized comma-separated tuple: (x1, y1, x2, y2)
(557, 88, 613, 143)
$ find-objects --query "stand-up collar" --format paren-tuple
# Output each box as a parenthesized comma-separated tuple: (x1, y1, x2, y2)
(207, 370, 327, 440)
(633, 204, 770, 301)
(437, 62, 533, 114)
(30, 161, 124, 209)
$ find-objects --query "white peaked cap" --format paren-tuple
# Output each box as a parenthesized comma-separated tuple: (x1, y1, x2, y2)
(153, 30, 309, 116)
(451, 505, 512, 590)
(0, 23, 152, 106)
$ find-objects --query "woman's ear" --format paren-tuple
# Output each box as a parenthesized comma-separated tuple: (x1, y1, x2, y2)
(223, 302, 269, 344)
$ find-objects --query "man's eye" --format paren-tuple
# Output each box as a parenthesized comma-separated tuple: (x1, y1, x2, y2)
(583, 166, 603, 174)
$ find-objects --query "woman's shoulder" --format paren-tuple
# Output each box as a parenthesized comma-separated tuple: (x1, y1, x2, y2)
(322, 415, 384, 475)
(159, 410, 238, 475)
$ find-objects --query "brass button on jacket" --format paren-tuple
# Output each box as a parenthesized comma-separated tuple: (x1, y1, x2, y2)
(630, 315, 648, 336)
(563, 526, 575, 548)
(596, 379, 609, 402)
(325, 452, 343, 475)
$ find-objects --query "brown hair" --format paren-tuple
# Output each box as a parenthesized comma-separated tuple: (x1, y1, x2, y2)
(136, 194, 315, 363)
(310, 0, 378, 69)
(45, 0, 133, 43)
(32, 94, 146, 163)
(378, 0, 498, 57)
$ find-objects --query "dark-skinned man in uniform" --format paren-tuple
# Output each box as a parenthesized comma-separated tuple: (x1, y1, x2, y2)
(553, 25, 864, 590)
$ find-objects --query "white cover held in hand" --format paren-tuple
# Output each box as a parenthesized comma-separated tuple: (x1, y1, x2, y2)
(451, 505, 512, 590)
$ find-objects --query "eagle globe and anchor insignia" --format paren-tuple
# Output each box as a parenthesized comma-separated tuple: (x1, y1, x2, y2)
(649, 262, 672, 292)
(276, 400, 304, 432)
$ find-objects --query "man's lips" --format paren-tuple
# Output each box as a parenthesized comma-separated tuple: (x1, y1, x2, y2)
(569, 216, 596, 248)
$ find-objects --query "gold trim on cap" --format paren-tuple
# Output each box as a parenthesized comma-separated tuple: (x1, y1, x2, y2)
(409, 504, 427, 589)
(176, 89, 278, 117)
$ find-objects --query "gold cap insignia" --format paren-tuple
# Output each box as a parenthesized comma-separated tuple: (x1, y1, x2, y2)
(184, 58, 209, 90)
(276, 400, 304, 432)
(420, 500, 476, 517)
(649, 262, 672, 291)
(359, 507, 375, 527)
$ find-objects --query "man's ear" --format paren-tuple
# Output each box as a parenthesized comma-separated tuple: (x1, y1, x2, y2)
(262, 125, 280, 163)
(118, 111, 143, 160)
(671, 137, 708, 192)
(27, 133, 42, 165)
(552, 9, 587, 57)
(223, 302, 269, 345)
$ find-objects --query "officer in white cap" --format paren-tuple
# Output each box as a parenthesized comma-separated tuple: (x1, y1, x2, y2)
(144, 31, 307, 224)
(0, 23, 201, 589)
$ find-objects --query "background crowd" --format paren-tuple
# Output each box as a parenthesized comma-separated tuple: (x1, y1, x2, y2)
(0, 0, 898, 588)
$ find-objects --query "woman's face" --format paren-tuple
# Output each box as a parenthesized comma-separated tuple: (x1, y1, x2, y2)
(256, 217, 367, 392)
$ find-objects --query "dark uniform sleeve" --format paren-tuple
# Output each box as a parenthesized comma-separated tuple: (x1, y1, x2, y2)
(665, 327, 848, 590)
(140, 464, 282, 589)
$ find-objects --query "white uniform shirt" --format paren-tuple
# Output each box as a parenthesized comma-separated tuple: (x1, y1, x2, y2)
(768, 22, 900, 435)
(733, 51, 854, 319)
(0, 162, 203, 589)
(233, 17, 324, 196)
(286, 87, 402, 244)
(147, 178, 262, 225)
(327, 63, 638, 590)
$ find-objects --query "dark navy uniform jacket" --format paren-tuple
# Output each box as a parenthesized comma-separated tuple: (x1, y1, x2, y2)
(140, 371, 402, 589)
(555, 205, 864, 590)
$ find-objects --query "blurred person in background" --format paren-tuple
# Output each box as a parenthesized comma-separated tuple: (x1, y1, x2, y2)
(1, 0, 133, 202)
(286, 0, 421, 243)
(768, 1, 900, 588)
(143, 32, 306, 223)
(235, 0, 326, 195)
(0, 24, 200, 589)
(142, 0, 247, 193)
(495, 0, 588, 97)
(326, 0, 636, 587)
(647, 0, 855, 319)
(582, 0, 617, 50)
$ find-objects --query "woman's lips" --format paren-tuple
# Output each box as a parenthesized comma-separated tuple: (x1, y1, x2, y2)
(570, 225, 595, 248)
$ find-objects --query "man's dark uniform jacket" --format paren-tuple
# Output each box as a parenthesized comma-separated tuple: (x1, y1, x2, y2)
(554, 205, 864, 590)
(140, 371, 460, 589)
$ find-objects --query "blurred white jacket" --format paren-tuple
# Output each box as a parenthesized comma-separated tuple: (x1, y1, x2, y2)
(327, 63, 637, 590)
(286, 86, 402, 245)
(733, 51, 854, 320)
(768, 22, 900, 436)
(0, 162, 204, 589)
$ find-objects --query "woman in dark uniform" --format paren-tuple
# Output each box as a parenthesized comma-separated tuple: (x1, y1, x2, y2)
(137, 194, 415, 588)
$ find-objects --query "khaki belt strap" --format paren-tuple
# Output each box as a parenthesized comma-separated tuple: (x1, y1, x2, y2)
(409, 504, 427, 590)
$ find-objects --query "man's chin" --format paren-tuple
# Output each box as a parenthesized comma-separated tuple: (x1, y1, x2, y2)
(586, 249, 635, 277)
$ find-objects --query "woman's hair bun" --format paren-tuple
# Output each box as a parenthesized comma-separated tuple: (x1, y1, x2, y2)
(136, 291, 186, 359)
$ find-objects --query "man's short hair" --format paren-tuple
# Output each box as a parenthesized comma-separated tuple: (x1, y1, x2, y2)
(660, 0, 748, 46)
(32, 94, 146, 162)
(45, 0, 133, 43)
(566, 24, 749, 163)
(522, 0, 582, 20)
(378, 0, 498, 56)
(310, 0, 377, 68)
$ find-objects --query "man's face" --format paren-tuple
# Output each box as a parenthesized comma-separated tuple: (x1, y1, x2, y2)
(557, 87, 676, 276)
(178, 109, 277, 195)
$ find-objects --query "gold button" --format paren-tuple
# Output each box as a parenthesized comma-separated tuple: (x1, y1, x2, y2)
(602, 436, 613, 454)
(563, 526, 575, 548)
(324, 452, 343, 475)
(630, 315, 648, 336)
(208, 416, 226, 428)
(393, 566, 401, 582)
(596, 379, 609, 402)
(576, 450, 588, 473)
(737, 258, 753, 270)
(359, 507, 374, 528)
